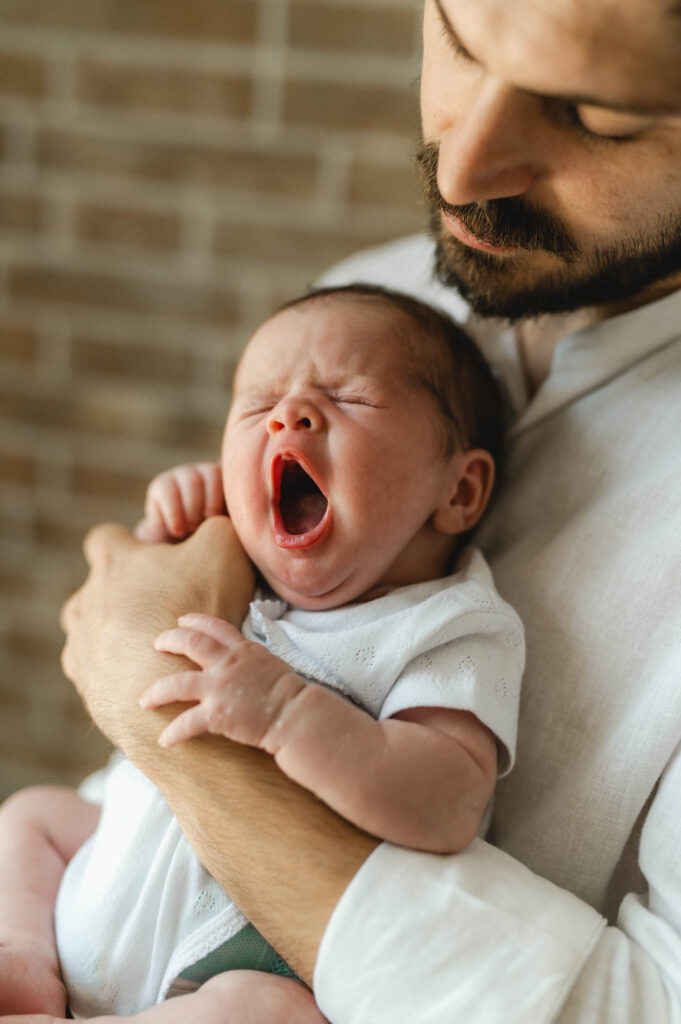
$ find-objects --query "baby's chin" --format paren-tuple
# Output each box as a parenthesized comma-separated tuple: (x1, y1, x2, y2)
(260, 568, 377, 612)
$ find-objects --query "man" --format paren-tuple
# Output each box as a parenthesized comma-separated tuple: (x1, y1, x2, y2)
(61, 0, 681, 1019)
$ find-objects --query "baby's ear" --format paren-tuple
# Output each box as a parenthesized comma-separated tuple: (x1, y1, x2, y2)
(432, 449, 496, 536)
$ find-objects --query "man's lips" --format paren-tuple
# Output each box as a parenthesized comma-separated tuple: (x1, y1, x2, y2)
(270, 451, 331, 549)
(441, 210, 521, 255)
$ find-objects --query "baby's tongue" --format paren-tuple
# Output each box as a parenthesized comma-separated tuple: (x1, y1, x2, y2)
(280, 463, 327, 535)
(281, 492, 327, 534)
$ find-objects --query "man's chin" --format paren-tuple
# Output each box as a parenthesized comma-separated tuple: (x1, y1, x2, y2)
(433, 233, 585, 322)
(431, 216, 681, 322)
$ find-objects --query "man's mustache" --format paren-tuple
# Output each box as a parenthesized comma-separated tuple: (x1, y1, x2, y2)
(415, 140, 579, 260)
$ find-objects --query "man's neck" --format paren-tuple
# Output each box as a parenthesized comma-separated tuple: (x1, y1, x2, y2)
(515, 272, 681, 397)
(515, 309, 598, 396)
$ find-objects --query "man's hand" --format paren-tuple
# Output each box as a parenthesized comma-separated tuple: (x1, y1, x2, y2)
(60, 515, 376, 985)
(141, 613, 306, 750)
(60, 517, 255, 748)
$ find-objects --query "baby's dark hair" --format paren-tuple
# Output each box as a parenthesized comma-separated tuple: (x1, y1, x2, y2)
(276, 282, 507, 469)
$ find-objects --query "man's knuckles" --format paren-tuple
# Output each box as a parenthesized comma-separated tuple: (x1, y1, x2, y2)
(83, 522, 137, 568)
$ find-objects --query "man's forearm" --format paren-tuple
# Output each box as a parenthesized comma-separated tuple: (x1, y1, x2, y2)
(61, 520, 378, 982)
(119, 695, 378, 982)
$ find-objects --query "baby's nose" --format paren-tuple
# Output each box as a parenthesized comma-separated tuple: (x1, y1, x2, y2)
(267, 398, 323, 434)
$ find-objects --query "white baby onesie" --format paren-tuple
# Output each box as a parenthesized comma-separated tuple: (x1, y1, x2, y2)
(55, 547, 524, 1015)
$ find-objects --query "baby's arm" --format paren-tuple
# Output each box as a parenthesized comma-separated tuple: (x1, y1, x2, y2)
(0, 786, 100, 1015)
(134, 462, 225, 543)
(143, 615, 497, 854)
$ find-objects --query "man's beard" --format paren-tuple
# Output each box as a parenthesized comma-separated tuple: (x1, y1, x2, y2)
(416, 139, 681, 321)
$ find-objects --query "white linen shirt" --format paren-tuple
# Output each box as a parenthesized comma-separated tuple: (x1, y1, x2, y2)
(314, 235, 681, 1024)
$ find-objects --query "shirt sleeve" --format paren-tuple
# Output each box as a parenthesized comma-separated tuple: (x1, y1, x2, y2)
(314, 739, 681, 1024)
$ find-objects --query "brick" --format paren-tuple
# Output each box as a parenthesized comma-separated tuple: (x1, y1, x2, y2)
(0, 192, 44, 231)
(162, 413, 224, 454)
(0, 510, 31, 547)
(73, 201, 181, 251)
(0, 384, 223, 450)
(71, 336, 192, 385)
(0, 451, 37, 486)
(71, 464, 148, 504)
(0, 568, 34, 599)
(347, 159, 425, 210)
(288, 4, 419, 58)
(0, 52, 46, 98)
(0, 388, 69, 431)
(37, 129, 318, 198)
(0, 1, 257, 43)
(0, 725, 105, 779)
(9, 263, 238, 325)
(215, 219, 397, 271)
(283, 78, 420, 135)
(7, 629, 62, 663)
(77, 61, 252, 120)
(32, 518, 90, 554)
(0, 679, 31, 713)
(0, 324, 39, 365)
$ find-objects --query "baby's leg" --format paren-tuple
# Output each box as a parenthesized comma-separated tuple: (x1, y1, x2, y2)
(0, 786, 100, 1016)
(1, 971, 327, 1024)
(183, 973, 325, 1023)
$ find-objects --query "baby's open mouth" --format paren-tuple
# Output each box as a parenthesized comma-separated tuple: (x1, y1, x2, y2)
(271, 453, 331, 548)
(279, 460, 328, 535)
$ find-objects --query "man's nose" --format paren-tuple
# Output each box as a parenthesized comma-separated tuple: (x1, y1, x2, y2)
(436, 81, 541, 206)
(267, 397, 324, 435)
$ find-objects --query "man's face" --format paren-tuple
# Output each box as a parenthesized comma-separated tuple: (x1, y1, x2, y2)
(420, 0, 681, 319)
(222, 299, 465, 611)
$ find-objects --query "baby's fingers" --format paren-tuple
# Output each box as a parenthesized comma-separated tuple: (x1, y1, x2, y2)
(140, 670, 205, 709)
(148, 477, 188, 539)
(157, 705, 210, 747)
(196, 462, 226, 518)
(154, 624, 227, 668)
(134, 512, 172, 543)
(177, 613, 243, 646)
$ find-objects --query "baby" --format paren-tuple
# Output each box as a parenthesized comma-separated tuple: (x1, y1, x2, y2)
(0, 284, 524, 1021)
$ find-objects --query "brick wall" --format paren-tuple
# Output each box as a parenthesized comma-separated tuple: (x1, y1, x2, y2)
(0, 1, 425, 799)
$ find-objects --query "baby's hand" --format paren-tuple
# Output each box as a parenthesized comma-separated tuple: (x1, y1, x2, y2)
(134, 462, 226, 543)
(140, 613, 306, 750)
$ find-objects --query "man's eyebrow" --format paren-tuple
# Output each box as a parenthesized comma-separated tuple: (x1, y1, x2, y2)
(432, 0, 676, 117)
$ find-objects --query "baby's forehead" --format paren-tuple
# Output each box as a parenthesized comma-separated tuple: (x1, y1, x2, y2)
(234, 297, 425, 392)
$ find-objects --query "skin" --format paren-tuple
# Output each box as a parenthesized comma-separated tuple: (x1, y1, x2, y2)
(423, 0, 681, 371)
(221, 299, 493, 610)
(4, 301, 497, 1020)
(55, 0, 681, 1018)
(139, 301, 498, 853)
(0, 788, 100, 1016)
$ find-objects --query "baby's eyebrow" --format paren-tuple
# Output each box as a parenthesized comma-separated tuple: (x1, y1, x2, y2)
(236, 373, 381, 400)
(233, 381, 284, 403)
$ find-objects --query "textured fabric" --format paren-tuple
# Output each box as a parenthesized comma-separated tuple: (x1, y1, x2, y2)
(244, 548, 524, 774)
(56, 545, 522, 1016)
(56, 755, 248, 1016)
(314, 235, 681, 1024)
(178, 924, 294, 984)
